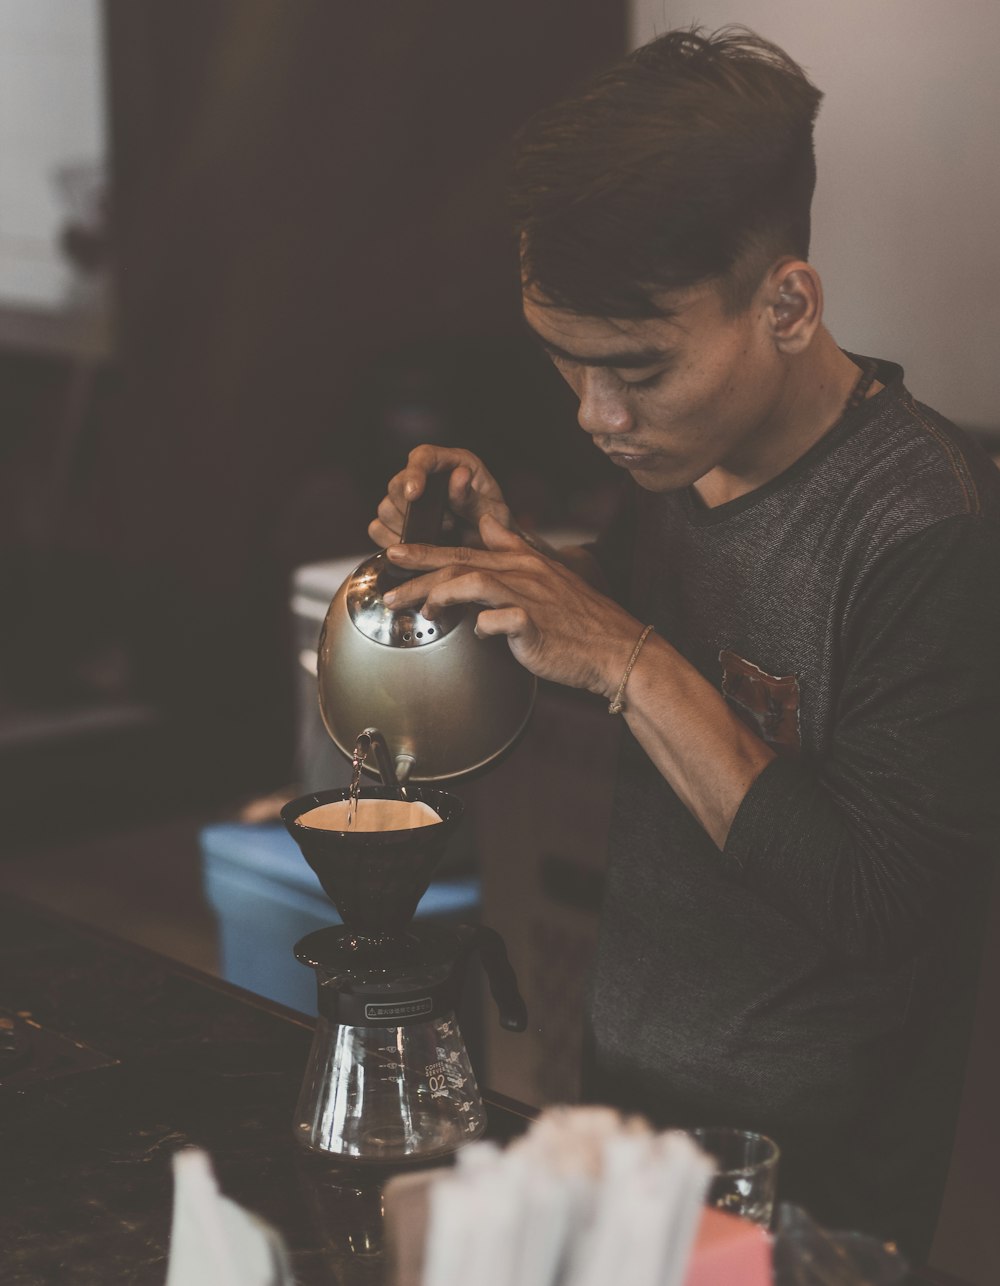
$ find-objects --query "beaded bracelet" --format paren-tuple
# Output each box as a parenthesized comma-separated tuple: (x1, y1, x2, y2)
(608, 624, 655, 715)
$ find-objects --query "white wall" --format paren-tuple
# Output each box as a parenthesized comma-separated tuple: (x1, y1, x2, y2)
(629, 0, 1000, 430)
(0, 0, 106, 310)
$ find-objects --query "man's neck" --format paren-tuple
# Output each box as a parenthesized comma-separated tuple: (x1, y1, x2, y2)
(693, 333, 878, 509)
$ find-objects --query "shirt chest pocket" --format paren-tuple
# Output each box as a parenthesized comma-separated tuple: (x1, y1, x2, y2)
(719, 648, 802, 756)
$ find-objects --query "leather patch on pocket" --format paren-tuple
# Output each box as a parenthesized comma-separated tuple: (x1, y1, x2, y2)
(720, 649, 801, 755)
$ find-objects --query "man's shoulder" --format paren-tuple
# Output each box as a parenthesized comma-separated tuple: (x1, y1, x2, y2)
(829, 364, 1000, 540)
(885, 386, 1000, 517)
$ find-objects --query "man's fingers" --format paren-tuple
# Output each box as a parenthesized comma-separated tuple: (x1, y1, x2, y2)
(368, 518, 398, 548)
(394, 448, 442, 503)
(378, 447, 510, 547)
(383, 563, 522, 616)
(376, 494, 405, 531)
(402, 446, 482, 503)
(384, 542, 469, 572)
(474, 606, 535, 641)
(479, 512, 528, 551)
(369, 494, 406, 547)
(420, 570, 528, 619)
(448, 465, 473, 509)
(385, 541, 535, 575)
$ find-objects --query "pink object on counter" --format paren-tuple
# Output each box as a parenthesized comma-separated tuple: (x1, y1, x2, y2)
(684, 1206, 772, 1286)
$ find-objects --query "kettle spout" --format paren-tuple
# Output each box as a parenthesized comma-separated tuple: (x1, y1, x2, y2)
(394, 753, 416, 786)
(358, 728, 413, 798)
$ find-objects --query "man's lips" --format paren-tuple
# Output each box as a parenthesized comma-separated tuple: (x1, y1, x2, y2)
(603, 449, 661, 468)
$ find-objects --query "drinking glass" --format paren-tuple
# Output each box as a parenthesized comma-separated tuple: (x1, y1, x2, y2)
(688, 1127, 779, 1227)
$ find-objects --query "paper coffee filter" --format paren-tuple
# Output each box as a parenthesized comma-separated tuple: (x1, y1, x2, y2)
(297, 798, 442, 832)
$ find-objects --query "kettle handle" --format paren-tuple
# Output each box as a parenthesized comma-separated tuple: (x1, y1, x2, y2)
(401, 469, 450, 545)
(383, 470, 452, 585)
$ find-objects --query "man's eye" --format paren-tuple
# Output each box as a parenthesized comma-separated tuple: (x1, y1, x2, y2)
(621, 370, 664, 390)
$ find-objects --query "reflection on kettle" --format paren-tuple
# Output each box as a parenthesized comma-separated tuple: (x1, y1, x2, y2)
(315, 472, 537, 783)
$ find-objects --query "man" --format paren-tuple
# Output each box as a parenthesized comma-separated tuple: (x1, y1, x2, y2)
(368, 28, 1000, 1260)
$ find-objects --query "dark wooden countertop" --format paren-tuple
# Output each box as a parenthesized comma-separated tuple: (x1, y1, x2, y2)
(0, 896, 533, 1284)
(0, 896, 965, 1286)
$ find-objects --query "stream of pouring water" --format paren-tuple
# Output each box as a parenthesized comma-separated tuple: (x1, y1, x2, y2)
(346, 736, 368, 831)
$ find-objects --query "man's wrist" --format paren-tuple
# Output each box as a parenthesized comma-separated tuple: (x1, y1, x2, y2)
(605, 623, 656, 713)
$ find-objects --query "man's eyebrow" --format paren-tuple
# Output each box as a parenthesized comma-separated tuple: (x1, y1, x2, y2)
(523, 323, 670, 369)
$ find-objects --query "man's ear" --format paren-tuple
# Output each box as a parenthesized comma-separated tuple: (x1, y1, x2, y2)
(764, 261, 822, 354)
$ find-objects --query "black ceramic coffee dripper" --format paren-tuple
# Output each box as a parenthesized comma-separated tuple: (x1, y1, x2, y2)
(282, 783, 464, 950)
(281, 782, 526, 1165)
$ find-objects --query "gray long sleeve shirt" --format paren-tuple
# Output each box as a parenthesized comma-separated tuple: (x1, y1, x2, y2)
(584, 357, 1000, 1258)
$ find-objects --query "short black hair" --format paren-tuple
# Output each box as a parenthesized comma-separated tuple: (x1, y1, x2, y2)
(510, 27, 823, 317)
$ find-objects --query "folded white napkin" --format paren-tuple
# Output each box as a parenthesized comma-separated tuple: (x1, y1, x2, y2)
(165, 1149, 293, 1286)
(386, 1106, 715, 1286)
(569, 1130, 712, 1286)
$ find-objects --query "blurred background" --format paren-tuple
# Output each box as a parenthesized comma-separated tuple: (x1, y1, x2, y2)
(1, 4, 998, 1279)
(4, 0, 999, 847)
(0, 0, 625, 836)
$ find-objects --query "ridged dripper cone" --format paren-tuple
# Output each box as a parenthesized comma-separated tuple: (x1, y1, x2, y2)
(281, 785, 464, 941)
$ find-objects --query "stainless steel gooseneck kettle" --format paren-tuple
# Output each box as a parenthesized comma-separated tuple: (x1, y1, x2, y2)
(316, 472, 537, 783)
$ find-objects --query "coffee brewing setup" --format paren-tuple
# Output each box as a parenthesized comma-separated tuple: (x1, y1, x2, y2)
(281, 475, 534, 1166)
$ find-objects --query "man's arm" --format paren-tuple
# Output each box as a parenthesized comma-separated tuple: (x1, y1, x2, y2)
(722, 515, 1000, 968)
(383, 514, 777, 847)
(613, 630, 777, 849)
(386, 510, 1000, 968)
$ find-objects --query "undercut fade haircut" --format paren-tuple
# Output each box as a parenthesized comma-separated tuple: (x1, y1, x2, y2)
(510, 27, 823, 318)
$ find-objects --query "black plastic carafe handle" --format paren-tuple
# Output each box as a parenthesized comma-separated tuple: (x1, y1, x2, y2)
(455, 923, 528, 1033)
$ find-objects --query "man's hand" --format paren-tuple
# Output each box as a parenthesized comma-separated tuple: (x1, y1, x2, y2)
(382, 513, 644, 698)
(368, 445, 515, 550)
(383, 510, 775, 849)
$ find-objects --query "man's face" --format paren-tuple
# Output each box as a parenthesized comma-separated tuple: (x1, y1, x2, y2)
(522, 280, 785, 493)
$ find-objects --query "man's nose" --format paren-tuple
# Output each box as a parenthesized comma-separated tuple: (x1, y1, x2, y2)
(576, 369, 634, 437)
